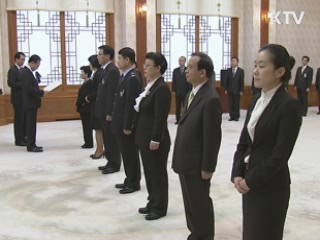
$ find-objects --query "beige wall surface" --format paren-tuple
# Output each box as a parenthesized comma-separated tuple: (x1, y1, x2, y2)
(272, 0, 320, 83)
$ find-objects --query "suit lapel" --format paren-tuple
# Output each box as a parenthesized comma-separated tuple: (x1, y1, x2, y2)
(253, 86, 286, 142)
(179, 82, 209, 123)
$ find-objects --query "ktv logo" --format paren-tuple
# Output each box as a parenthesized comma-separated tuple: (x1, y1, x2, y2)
(269, 11, 305, 24)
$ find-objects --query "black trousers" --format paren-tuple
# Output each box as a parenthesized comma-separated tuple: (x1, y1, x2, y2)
(25, 109, 38, 149)
(102, 120, 121, 170)
(179, 174, 214, 240)
(139, 142, 170, 216)
(80, 112, 93, 146)
(242, 187, 290, 240)
(13, 103, 26, 143)
(297, 88, 308, 116)
(175, 95, 186, 122)
(114, 131, 141, 188)
(228, 93, 241, 120)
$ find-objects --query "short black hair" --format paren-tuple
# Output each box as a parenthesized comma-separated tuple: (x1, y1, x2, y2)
(145, 52, 168, 75)
(80, 65, 92, 78)
(98, 45, 115, 60)
(259, 44, 294, 82)
(232, 56, 239, 62)
(302, 56, 310, 62)
(88, 54, 101, 69)
(14, 52, 25, 60)
(28, 54, 41, 63)
(118, 47, 136, 64)
(191, 52, 214, 78)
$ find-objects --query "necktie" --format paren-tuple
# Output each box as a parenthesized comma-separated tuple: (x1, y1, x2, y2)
(301, 66, 305, 74)
(187, 92, 195, 109)
(118, 74, 124, 86)
(232, 68, 236, 77)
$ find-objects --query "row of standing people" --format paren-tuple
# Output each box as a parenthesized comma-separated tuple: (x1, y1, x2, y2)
(8, 44, 303, 240)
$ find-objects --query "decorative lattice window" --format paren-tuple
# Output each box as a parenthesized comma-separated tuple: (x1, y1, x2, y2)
(160, 14, 232, 81)
(199, 16, 231, 80)
(64, 11, 106, 85)
(17, 11, 62, 86)
(161, 14, 196, 81)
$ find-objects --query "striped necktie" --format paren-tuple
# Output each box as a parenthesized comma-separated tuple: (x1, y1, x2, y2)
(187, 92, 195, 109)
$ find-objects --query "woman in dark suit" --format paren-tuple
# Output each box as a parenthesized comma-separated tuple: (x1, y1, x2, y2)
(134, 52, 171, 221)
(231, 44, 302, 240)
(86, 55, 104, 159)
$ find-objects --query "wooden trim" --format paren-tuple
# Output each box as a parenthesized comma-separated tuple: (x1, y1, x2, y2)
(60, 12, 67, 89)
(260, 0, 269, 47)
(106, 14, 115, 47)
(231, 18, 239, 58)
(136, 0, 147, 84)
(7, 11, 17, 64)
(195, 16, 200, 52)
(156, 14, 161, 52)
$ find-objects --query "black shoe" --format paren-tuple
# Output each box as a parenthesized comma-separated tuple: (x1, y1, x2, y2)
(27, 147, 43, 153)
(174, 121, 179, 124)
(138, 207, 151, 215)
(145, 212, 165, 220)
(115, 183, 126, 189)
(82, 144, 93, 149)
(34, 145, 43, 149)
(101, 167, 119, 174)
(234, 118, 239, 121)
(228, 118, 234, 121)
(317, 112, 320, 115)
(15, 141, 27, 146)
(119, 186, 140, 194)
(91, 152, 104, 159)
(98, 164, 108, 170)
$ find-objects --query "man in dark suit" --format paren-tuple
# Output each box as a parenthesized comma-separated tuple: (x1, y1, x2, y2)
(7, 52, 27, 146)
(172, 52, 222, 240)
(294, 56, 313, 116)
(21, 55, 48, 152)
(96, 45, 121, 174)
(76, 66, 93, 149)
(112, 47, 142, 194)
(224, 57, 244, 121)
(172, 56, 191, 124)
(315, 68, 320, 115)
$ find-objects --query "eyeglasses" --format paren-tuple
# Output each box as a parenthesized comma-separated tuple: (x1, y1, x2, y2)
(143, 64, 154, 68)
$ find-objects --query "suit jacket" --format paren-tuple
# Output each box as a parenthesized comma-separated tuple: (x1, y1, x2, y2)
(294, 65, 313, 90)
(86, 68, 103, 103)
(7, 65, 23, 104)
(135, 77, 171, 146)
(172, 81, 222, 175)
(95, 63, 120, 118)
(112, 69, 142, 132)
(172, 67, 191, 97)
(225, 67, 244, 94)
(315, 68, 320, 94)
(21, 67, 44, 110)
(231, 86, 302, 190)
(76, 79, 94, 113)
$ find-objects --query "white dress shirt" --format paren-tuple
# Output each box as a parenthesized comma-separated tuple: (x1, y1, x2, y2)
(134, 76, 160, 112)
(244, 84, 282, 163)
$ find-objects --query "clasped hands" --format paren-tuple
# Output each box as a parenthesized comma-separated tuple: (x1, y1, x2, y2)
(234, 177, 250, 194)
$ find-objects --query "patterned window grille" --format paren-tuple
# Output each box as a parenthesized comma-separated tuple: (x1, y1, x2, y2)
(16, 10, 107, 86)
(65, 11, 106, 85)
(16, 11, 62, 86)
(199, 16, 232, 80)
(160, 14, 232, 81)
(161, 14, 196, 81)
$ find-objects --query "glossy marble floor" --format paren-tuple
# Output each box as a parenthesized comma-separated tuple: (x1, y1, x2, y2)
(0, 108, 319, 240)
